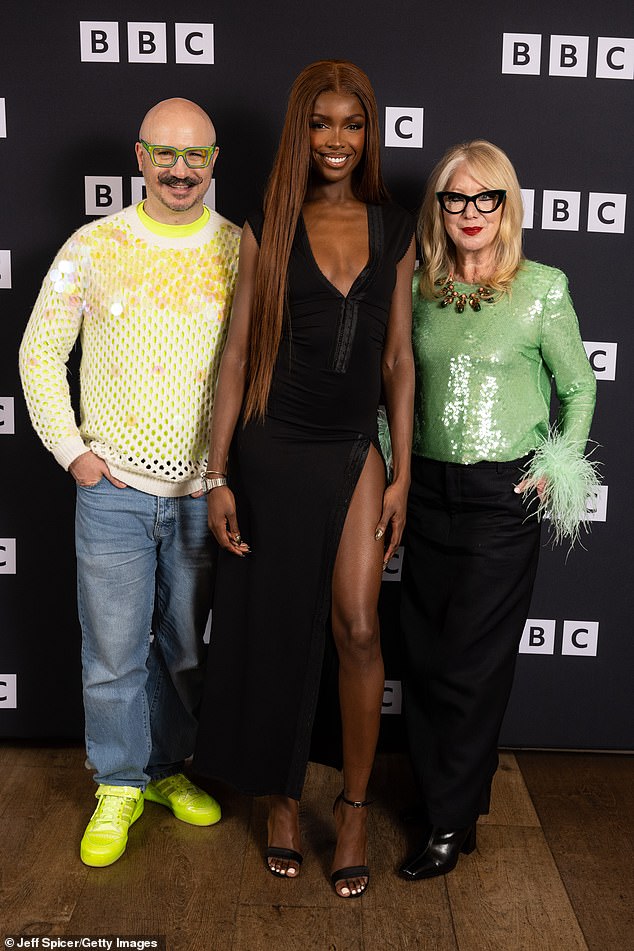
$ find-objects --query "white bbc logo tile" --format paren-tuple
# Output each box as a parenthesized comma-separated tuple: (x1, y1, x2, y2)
(562, 620, 599, 656)
(0, 397, 15, 434)
(382, 545, 404, 582)
(382, 680, 402, 715)
(502, 34, 542, 75)
(586, 485, 608, 522)
(131, 176, 146, 205)
(596, 37, 634, 79)
(385, 107, 424, 149)
(541, 191, 581, 231)
(203, 611, 212, 645)
(175, 23, 214, 64)
(584, 342, 618, 380)
(0, 539, 16, 574)
(587, 193, 627, 234)
(85, 177, 123, 216)
(80, 21, 120, 62)
(0, 675, 17, 708)
(548, 35, 590, 77)
(127, 22, 167, 63)
(521, 189, 535, 229)
(0, 250, 11, 288)
(519, 619, 556, 654)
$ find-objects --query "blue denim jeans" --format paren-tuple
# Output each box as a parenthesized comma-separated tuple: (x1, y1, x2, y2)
(75, 479, 214, 787)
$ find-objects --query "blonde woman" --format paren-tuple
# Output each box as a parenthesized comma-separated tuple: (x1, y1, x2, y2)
(399, 140, 598, 880)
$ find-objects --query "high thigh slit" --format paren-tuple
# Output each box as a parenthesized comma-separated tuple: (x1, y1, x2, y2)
(194, 202, 414, 798)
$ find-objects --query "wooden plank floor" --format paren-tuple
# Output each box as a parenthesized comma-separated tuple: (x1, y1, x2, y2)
(0, 744, 632, 950)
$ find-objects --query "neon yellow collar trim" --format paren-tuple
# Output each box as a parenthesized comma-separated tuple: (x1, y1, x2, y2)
(136, 201, 210, 236)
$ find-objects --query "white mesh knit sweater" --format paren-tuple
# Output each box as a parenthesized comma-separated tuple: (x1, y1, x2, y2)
(20, 203, 241, 497)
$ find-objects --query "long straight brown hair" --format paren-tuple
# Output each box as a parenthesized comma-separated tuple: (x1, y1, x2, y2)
(243, 60, 390, 422)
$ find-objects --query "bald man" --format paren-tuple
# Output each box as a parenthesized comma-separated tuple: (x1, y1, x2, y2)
(20, 99, 241, 866)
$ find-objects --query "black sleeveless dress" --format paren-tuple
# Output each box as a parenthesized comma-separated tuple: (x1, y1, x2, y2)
(194, 203, 413, 798)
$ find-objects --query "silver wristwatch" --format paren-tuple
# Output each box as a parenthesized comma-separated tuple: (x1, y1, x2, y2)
(200, 473, 227, 494)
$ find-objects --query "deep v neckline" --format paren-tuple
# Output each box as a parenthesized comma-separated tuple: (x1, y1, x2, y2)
(300, 205, 373, 300)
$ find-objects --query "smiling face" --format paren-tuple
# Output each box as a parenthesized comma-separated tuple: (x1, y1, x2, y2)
(135, 98, 218, 225)
(442, 163, 504, 262)
(309, 90, 366, 185)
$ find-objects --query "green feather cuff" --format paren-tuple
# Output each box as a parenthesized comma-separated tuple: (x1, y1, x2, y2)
(520, 433, 601, 547)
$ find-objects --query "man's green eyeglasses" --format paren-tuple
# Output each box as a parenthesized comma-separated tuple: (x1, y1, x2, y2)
(140, 139, 217, 169)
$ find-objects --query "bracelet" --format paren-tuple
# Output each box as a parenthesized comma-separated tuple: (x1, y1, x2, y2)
(202, 475, 227, 493)
(204, 469, 226, 477)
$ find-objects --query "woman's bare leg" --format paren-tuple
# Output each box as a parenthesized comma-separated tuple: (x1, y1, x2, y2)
(330, 444, 386, 896)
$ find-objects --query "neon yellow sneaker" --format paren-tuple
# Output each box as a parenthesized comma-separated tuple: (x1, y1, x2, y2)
(80, 785, 144, 867)
(144, 773, 221, 826)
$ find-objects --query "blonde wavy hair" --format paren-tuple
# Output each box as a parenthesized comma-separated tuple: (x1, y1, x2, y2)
(416, 140, 524, 300)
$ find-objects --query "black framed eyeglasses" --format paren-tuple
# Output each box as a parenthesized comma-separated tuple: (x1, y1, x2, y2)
(436, 190, 506, 214)
(139, 139, 217, 169)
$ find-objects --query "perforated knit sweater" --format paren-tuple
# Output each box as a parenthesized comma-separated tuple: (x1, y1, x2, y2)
(20, 203, 241, 497)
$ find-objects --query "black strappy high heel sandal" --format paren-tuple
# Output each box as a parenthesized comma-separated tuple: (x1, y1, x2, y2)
(265, 845, 303, 878)
(331, 792, 372, 899)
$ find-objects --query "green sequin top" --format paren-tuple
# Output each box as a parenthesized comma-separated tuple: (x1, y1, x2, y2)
(411, 260, 596, 463)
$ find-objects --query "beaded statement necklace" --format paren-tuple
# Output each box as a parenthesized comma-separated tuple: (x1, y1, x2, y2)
(438, 275, 495, 313)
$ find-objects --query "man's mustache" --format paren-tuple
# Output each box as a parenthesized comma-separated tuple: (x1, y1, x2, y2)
(158, 173, 201, 187)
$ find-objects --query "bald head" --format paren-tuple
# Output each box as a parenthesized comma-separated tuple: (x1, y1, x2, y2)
(139, 98, 216, 147)
(135, 97, 219, 225)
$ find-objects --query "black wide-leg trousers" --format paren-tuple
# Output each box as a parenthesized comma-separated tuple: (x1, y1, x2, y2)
(400, 453, 541, 828)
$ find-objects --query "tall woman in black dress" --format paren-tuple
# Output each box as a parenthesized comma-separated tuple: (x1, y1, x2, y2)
(194, 60, 415, 898)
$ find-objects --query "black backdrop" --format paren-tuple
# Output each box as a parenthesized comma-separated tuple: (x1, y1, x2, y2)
(1, 1, 632, 750)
